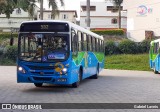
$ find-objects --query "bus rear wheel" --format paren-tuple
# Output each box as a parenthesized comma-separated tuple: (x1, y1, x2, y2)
(154, 68, 159, 74)
(72, 70, 82, 88)
(34, 83, 43, 87)
(92, 66, 99, 79)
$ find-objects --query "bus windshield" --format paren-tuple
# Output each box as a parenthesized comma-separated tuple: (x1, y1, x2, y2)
(18, 33, 69, 62)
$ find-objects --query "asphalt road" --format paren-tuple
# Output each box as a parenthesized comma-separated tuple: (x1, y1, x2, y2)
(0, 66, 160, 112)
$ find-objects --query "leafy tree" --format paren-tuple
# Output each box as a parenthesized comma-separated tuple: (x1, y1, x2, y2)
(0, 0, 37, 19)
(27, 0, 37, 20)
(0, 0, 65, 19)
(0, 0, 16, 18)
(38, 0, 65, 20)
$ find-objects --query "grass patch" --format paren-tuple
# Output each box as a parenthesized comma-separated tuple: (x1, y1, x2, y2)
(105, 54, 151, 71)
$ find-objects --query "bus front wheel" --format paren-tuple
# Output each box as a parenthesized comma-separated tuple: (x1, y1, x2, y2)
(72, 70, 82, 88)
(34, 83, 43, 87)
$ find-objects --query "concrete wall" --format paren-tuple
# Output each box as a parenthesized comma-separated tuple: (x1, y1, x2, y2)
(124, 0, 160, 41)
(80, 1, 127, 29)
(0, 8, 38, 32)
(37, 10, 77, 23)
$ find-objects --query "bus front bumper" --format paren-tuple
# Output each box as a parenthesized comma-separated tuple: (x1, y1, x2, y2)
(17, 73, 71, 85)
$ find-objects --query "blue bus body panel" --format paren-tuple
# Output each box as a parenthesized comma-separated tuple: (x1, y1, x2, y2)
(150, 54, 160, 72)
(17, 51, 104, 85)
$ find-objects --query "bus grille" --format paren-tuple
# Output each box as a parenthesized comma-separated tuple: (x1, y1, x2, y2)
(33, 77, 52, 81)
(28, 65, 55, 70)
(31, 72, 54, 75)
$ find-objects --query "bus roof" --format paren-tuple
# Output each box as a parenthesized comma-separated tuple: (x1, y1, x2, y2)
(21, 20, 104, 40)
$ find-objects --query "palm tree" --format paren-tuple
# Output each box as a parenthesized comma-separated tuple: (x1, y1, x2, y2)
(15, 0, 37, 20)
(28, 0, 37, 20)
(38, 0, 64, 20)
(112, 0, 123, 29)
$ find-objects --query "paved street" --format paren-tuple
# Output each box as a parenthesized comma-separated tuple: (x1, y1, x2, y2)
(1, 66, 160, 112)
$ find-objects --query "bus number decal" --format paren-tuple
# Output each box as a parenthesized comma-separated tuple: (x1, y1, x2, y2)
(41, 25, 48, 30)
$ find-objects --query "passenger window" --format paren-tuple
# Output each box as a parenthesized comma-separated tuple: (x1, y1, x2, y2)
(78, 31, 82, 51)
(71, 29, 78, 55)
(92, 37, 95, 52)
(83, 34, 87, 51)
(87, 35, 92, 51)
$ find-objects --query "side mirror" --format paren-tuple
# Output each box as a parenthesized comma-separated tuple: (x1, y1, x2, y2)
(10, 32, 14, 46)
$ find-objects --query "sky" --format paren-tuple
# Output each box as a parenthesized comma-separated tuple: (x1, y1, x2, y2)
(44, 0, 105, 19)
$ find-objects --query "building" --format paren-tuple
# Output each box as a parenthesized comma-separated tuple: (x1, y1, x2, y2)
(123, 0, 160, 41)
(37, 10, 78, 24)
(0, 8, 38, 32)
(80, 1, 127, 30)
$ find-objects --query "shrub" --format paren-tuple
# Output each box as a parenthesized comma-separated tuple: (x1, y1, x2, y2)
(4, 45, 18, 61)
(0, 33, 18, 40)
(139, 40, 151, 53)
(105, 41, 120, 55)
(0, 47, 4, 56)
(0, 58, 16, 65)
(119, 40, 138, 54)
(92, 29, 124, 35)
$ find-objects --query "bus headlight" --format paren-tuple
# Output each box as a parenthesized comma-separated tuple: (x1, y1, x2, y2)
(18, 66, 26, 74)
(62, 68, 67, 73)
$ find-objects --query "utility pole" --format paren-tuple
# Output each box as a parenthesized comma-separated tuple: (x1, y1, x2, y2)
(86, 0, 90, 30)
(40, 0, 43, 20)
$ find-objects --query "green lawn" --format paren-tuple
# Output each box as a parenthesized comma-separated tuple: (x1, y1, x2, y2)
(105, 54, 151, 71)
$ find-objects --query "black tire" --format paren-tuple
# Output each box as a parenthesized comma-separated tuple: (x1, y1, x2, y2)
(34, 83, 43, 87)
(154, 68, 159, 74)
(72, 70, 82, 88)
(92, 66, 99, 79)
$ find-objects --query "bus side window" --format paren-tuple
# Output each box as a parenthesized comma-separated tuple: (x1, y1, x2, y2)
(83, 33, 87, 51)
(81, 32, 84, 51)
(99, 40, 101, 52)
(157, 43, 159, 53)
(87, 35, 91, 51)
(71, 29, 78, 55)
(91, 36, 93, 52)
(102, 41, 104, 52)
(97, 39, 100, 52)
(100, 40, 103, 52)
(95, 38, 97, 52)
(154, 42, 159, 54)
(88, 35, 92, 51)
(92, 37, 95, 52)
(78, 31, 82, 51)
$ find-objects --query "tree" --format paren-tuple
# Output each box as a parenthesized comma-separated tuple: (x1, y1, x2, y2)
(112, 0, 123, 29)
(38, 0, 64, 20)
(0, 0, 65, 20)
(16, 0, 37, 20)
(0, 0, 37, 19)
(27, 0, 37, 20)
(0, 0, 16, 18)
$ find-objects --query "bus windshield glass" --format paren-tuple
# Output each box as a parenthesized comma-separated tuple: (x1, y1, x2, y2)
(19, 33, 69, 62)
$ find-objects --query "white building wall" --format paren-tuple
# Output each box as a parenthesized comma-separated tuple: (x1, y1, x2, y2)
(0, 8, 38, 32)
(37, 10, 77, 23)
(124, 0, 160, 41)
(80, 1, 127, 29)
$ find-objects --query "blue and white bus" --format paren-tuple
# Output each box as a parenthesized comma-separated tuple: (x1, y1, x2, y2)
(149, 39, 160, 74)
(17, 20, 105, 87)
